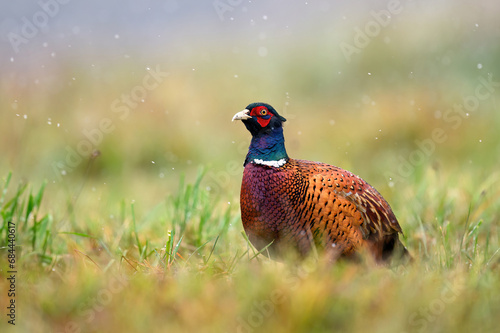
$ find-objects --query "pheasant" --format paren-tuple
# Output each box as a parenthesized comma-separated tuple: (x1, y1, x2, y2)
(232, 102, 409, 262)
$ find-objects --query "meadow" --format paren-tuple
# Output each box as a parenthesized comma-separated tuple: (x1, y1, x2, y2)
(1, 2, 500, 332)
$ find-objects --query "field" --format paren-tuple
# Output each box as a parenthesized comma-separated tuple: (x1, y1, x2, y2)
(1, 1, 500, 332)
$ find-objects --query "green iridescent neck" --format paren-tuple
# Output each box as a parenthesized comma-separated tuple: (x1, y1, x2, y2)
(244, 127, 289, 166)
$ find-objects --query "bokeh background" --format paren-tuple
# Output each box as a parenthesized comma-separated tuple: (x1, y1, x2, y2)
(2, 0, 499, 203)
(1, 1, 499, 332)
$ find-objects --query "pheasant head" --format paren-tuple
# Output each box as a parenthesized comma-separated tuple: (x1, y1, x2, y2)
(233, 103, 289, 167)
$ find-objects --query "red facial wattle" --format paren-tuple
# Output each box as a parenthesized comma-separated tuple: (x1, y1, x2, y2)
(250, 106, 273, 127)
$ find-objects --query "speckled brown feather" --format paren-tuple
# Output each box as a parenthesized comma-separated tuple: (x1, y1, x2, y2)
(241, 159, 407, 261)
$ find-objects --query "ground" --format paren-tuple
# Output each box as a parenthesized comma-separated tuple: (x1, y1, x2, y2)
(1, 2, 499, 332)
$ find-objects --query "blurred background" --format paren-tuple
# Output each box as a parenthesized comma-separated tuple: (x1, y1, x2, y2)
(1, 2, 500, 332)
(1, 0, 499, 215)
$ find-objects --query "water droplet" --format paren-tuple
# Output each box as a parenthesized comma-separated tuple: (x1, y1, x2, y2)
(477, 63, 483, 69)
(152, 161, 155, 164)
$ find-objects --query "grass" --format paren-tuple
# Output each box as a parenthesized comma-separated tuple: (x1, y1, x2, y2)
(2, 86, 499, 332)
(0, 156, 499, 332)
(1, 4, 499, 331)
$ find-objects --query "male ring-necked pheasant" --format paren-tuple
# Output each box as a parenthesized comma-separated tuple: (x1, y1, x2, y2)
(233, 102, 409, 262)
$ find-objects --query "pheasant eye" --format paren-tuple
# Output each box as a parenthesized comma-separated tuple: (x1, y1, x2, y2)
(260, 109, 268, 116)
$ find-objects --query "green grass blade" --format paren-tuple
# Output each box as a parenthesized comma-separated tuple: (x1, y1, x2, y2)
(0, 171, 12, 207)
(59, 231, 97, 238)
(131, 202, 143, 260)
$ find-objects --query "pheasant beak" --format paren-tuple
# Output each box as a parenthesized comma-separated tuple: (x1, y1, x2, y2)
(232, 109, 252, 122)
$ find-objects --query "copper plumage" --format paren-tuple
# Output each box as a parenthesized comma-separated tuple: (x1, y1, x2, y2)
(233, 102, 409, 262)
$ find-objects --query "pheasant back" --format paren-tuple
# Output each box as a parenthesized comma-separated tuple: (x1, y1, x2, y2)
(233, 102, 409, 262)
(241, 159, 404, 260)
